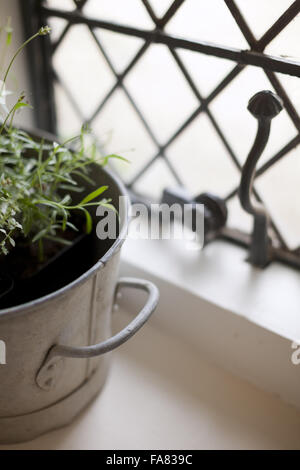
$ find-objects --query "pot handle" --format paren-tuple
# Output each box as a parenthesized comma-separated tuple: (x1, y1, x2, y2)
(36, 277, 159, 390)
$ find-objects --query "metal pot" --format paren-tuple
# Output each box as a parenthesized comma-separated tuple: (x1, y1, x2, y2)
(0, 164, 159, 444)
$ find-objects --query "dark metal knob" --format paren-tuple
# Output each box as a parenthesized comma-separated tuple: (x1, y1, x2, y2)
(195, 192, 227, 236)
(248, 90, 283, 119)
(161, 187, 227, 243)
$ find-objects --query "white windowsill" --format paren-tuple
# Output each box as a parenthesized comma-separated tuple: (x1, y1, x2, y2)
(120, 235, 300, 410)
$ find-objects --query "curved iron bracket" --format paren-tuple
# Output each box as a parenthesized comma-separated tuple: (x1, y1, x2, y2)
(238, 90, 283, 267)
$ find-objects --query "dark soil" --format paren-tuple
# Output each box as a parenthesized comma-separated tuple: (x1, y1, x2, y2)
(0, 215, 102, 308)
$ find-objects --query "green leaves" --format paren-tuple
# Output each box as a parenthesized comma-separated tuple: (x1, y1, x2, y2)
(0, 126, 123, 255)
(100, 154, 130, 166)
(0, 24, 126, 256)
(82, 208, 92, 234)
(13, 101, 31, 111)
(5, 18, 13, 46)
(79, 185, 108, 205)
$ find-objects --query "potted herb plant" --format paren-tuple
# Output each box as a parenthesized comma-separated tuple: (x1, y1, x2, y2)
(0, 24, 159, 444)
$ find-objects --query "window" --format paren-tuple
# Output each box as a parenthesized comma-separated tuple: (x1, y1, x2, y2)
(22, 0, 300, 269)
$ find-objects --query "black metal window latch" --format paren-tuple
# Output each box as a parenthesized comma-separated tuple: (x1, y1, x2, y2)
(162, 90, 300, 270)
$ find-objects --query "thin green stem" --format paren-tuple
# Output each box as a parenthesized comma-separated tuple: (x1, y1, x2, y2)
(0, 95, 21, 134)
(2, 33, 38, 90)
(1, 26, 50, 93)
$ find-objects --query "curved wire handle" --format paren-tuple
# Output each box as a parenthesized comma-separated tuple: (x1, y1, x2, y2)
(238, 90, 283, 267)
(36, 277, 159, 391)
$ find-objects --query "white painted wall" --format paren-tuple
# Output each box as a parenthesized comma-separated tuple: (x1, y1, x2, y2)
(1, 0, 33, 126)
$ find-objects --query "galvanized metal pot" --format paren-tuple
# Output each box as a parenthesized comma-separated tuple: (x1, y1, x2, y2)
(0, 164, 159, 444)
